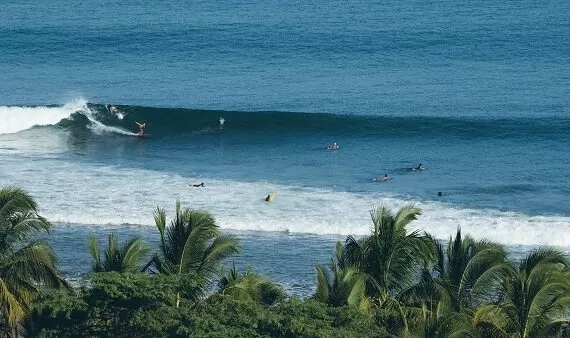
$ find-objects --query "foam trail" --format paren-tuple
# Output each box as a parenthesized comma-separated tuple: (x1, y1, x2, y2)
(73, 104, 136, 136)
(85, 113, 136, 136)
(0, 99, 87, 135)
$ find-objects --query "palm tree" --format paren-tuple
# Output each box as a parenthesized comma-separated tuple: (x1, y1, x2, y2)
(339, 204, 436, 335)
(411, 304, 476, 338)
(0, 186, 67, 332)
(396, 229, 509, 336)
(218, 264, 286, 305)
(88, 232, 149, 273)
(435, 228, 509, 312)
(473, 248, 570, 337)
(147, 200, 239, 306)
(314, 242, 371, 312)
(401, 229, 509, 312)
(343, 204, 436, 302)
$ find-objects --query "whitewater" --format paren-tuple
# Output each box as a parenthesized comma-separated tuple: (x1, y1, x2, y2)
(1, 100, 569, 247)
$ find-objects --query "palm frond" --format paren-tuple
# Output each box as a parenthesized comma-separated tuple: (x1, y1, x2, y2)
(198, 235, 240, 277)
(120, 237, 150, 273)
(315, 265, 331, 303)
(87, 236, 103, 272)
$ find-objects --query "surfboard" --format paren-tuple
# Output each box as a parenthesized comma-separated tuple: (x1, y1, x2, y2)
(136, 134, 151, 138)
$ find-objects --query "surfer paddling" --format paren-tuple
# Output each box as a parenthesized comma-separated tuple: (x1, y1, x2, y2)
(135, 121, 146, 135)
(413, 163, 426, 171)
(326, 142, 339, 150)
(374, 174, 390, 182)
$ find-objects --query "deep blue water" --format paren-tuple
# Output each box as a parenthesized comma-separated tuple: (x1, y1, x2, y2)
(1, 0, 569, 294)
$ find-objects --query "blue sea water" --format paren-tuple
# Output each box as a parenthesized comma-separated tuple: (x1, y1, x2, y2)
(1, 0, 569, 295)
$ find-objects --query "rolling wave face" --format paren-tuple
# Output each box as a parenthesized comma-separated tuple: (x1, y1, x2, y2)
(3, 101, 569, 141)
(85, 104, 570, 141)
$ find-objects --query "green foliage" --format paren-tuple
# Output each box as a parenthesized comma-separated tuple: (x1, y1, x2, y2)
(178, 296, 391, 338)
(147, 201, 240, 307)
(473, 248, 570, 338)
(343, 204, 437, 302)
(88, 232, 149, 273)
(218, 264, 286, 305)
(396, 228, 509, 336)
(405, 304, 477, 338)
(149, 201, 240, 277)
(0, 186, 67, 330)
(28, 274, 390, 337)
(436, 228, 509, 311)
(315, 242, 371, 312)
(27, 273, 203, 337)
(341, 204, 437, 335)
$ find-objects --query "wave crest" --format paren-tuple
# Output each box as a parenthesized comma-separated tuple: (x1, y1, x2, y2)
(0, 98, 136, 136)
(0, 99, 86, 135)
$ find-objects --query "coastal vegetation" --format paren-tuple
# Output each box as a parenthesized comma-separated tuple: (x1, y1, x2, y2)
(0, 186, 569, 337)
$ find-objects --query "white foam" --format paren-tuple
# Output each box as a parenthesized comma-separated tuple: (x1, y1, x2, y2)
(0, 98, 87, 135)
(0, 98, 136, 137)
(2, 158, 569, 247)
(86, 117, 136, 136)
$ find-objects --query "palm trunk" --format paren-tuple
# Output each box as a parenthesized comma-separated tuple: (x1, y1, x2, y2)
(176, 292, 180, 308)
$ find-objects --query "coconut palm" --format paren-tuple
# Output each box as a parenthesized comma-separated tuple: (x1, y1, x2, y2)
(473, 248, 570, 337)
(0, 186, 67, 332)
(88, 232, 149, 273)
(315, 242, 371, 312)
(147, 200, 239, 306)
(413, 305, 476, 338)
(435, 229, 509, 312)
(218, 264, 286, 305)
(343, 204, 436, 302)
(395, 229, 509, 337)
(401, 229, 509, 313)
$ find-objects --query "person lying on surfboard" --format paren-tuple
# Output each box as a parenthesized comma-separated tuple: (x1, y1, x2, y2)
(413, 163, 426, 171)
(326, 142, 339, 150)
(135, 121, 146, 135)
(373, 174, 390, 182)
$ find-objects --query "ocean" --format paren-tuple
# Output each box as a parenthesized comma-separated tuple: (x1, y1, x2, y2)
(1, 0, 569, 296)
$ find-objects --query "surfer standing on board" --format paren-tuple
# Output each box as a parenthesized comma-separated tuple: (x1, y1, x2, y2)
(135, 121, 146, 135)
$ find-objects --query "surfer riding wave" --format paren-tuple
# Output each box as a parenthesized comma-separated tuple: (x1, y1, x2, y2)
(136, 121, 146, 135)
